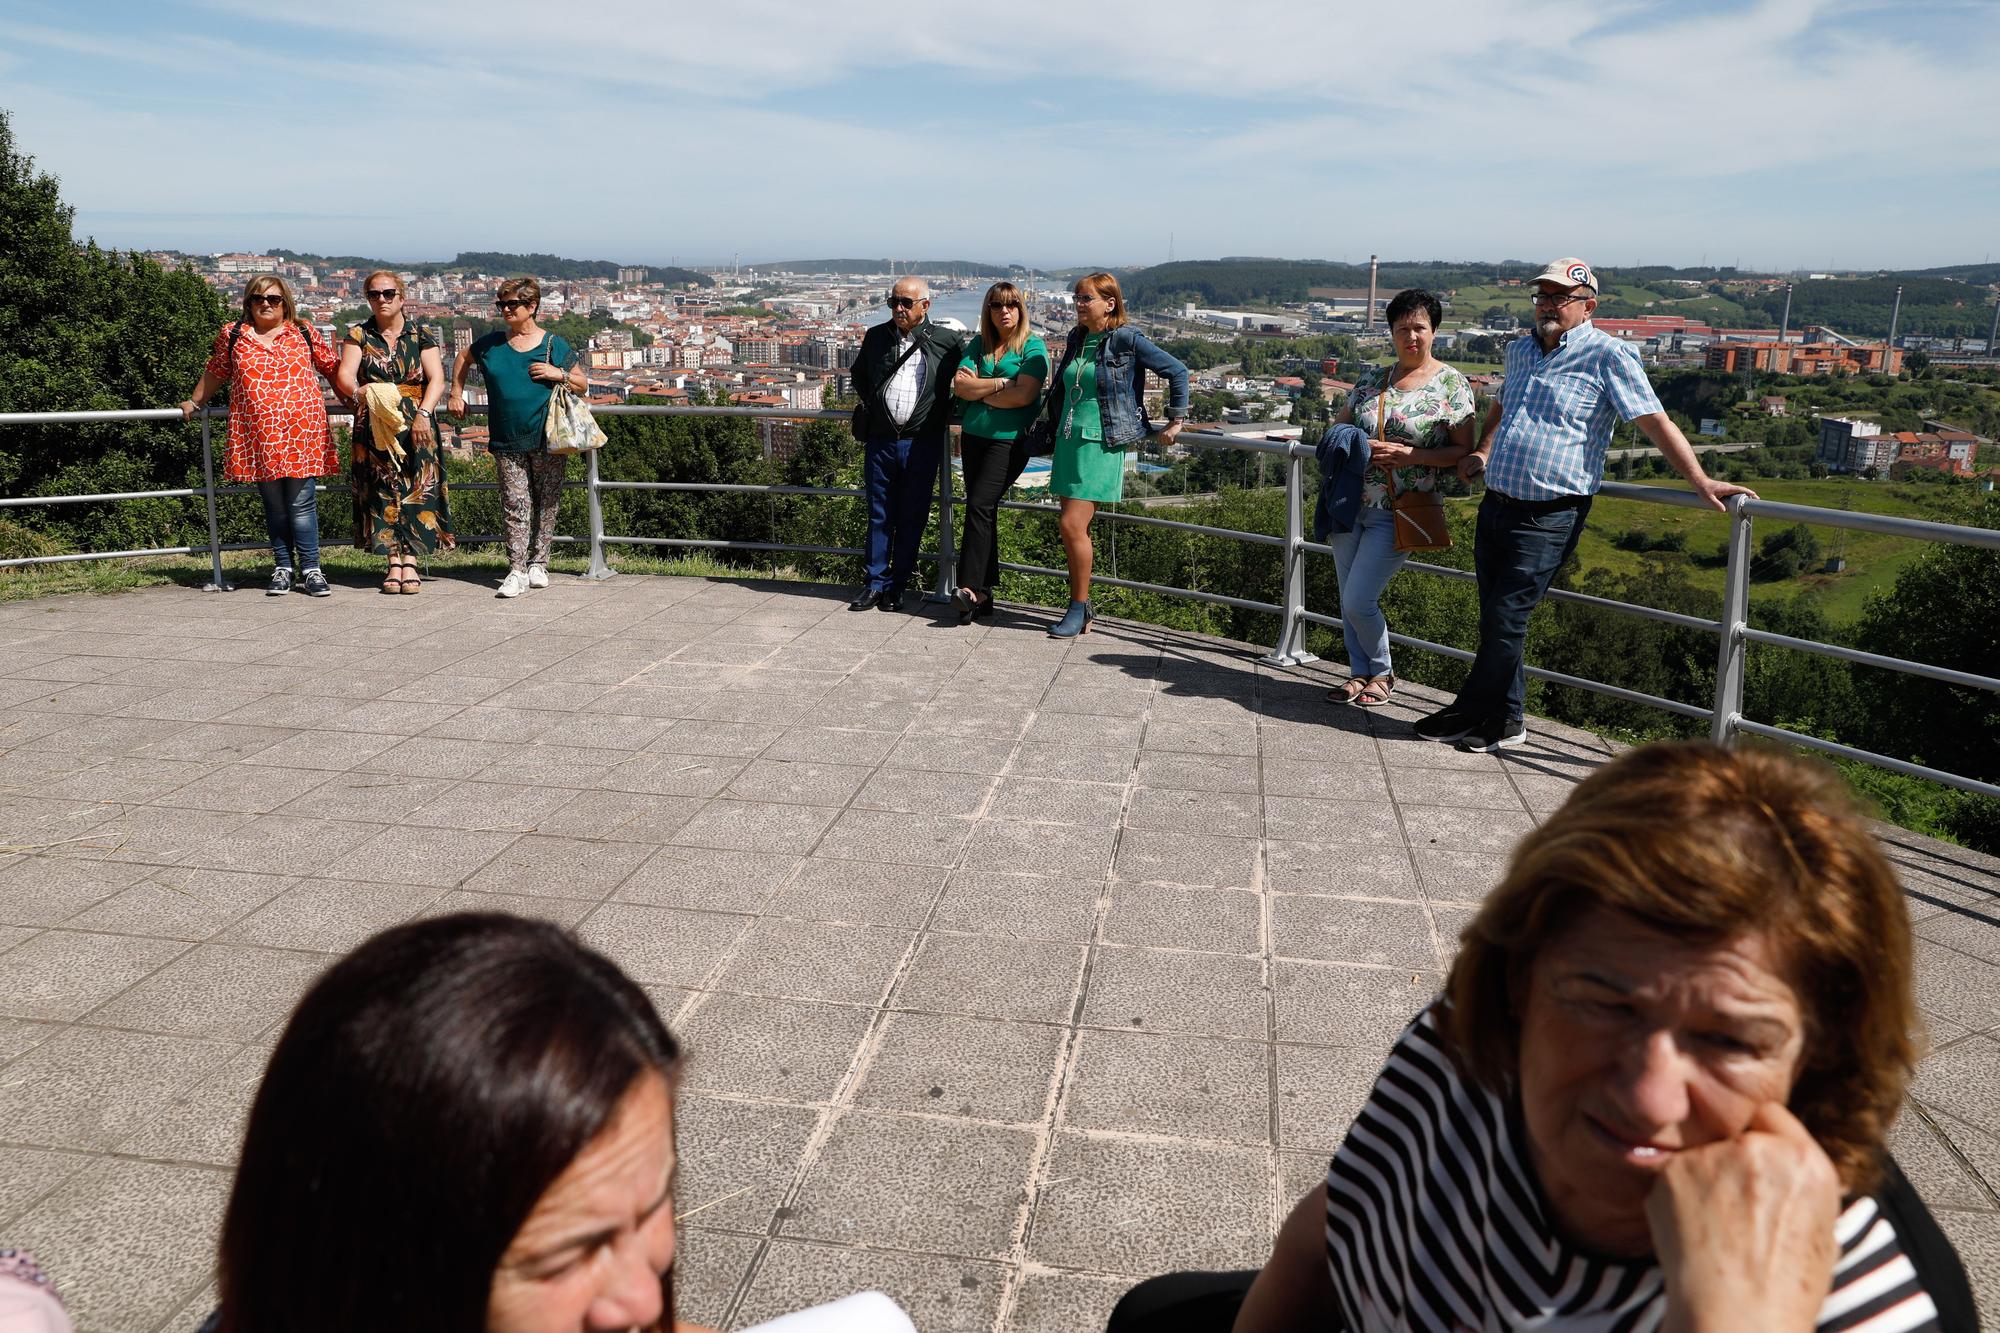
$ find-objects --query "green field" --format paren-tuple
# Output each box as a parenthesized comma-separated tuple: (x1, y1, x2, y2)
(1445, 282, 1757, 328)
(1566, 477, 1965, 624)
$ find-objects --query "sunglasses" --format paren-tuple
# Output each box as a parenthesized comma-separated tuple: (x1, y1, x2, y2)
(886, 296, 922, 310)
(988, 301, 1021, 311)
(366, 288, 400, 300)
(496, 299, 534, 312)
(248, 294, 285, 306)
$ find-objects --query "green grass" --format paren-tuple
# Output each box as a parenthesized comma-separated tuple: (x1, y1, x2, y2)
(1570, 477, 1961, 623)
(1445, 283, 1757, 327)
(0, 544, 812, 605)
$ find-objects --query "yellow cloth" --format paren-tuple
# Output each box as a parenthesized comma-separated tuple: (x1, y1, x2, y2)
(360, 381, 411, 469)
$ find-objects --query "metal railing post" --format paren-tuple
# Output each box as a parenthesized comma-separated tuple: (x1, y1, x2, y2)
(584, 447, 615, 580)
(1710, 494, 1753, 743)
(1260, 445, 1317, 667)
(198, 410, 232, 592)
(928, 431, 958, 603)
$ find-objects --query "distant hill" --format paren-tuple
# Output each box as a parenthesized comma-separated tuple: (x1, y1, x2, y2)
(752, 259, 1024, 278)
(266, 249, 713, 287)
(1121, 258, 1557, 308)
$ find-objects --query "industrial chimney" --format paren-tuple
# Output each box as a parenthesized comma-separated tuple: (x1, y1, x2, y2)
(1367, 255, 1379, 332)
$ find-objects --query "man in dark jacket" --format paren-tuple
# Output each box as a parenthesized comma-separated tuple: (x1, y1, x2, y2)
(847, 277, 967, 611)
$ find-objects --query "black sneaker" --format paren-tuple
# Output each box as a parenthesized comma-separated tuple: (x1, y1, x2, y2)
(1411, 707, 1476, 743)
(1455, 717, 1528, 753)
(300, 568, 332, 598)
(266, 567, 294, 596)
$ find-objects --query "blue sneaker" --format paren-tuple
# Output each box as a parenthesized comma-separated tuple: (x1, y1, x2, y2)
(1047, 600, 1094, 638)
(266, 567, 294, 596)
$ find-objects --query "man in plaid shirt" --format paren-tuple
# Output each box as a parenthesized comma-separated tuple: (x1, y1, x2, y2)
(1414, 258, 1757, 752)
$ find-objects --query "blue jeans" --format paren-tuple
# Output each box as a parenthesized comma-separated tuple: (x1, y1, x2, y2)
(256, 477, 321, 571)
(862, 435, 940, 595)
(1327, 506, 1406, 677)
(1455, 493, 1591, 726)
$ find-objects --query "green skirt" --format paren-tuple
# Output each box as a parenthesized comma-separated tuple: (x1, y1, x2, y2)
(1049, 431, 1126, 503)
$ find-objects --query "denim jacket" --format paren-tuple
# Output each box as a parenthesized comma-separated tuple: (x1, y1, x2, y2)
(1044, 324, 1191, 448)
(1312, 422, 1373, 540)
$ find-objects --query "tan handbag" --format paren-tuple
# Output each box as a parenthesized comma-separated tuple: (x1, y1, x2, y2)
(1376, 377, 1451, 553)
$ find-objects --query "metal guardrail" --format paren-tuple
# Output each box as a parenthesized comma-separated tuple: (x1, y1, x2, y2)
(2, 403, 1996, 801)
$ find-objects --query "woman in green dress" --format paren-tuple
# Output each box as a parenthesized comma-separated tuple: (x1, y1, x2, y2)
(1040, 272, 1190, 637)
(335, 270, 452, 594)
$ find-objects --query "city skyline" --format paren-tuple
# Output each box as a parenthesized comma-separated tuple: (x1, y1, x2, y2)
(4, 0, 1998, 271)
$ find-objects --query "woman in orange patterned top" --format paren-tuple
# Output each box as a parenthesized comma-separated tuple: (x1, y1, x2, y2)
(180, 275, 343, 597)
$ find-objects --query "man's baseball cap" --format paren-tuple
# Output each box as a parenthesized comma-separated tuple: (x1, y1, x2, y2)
(1531, 257, 1597, 292)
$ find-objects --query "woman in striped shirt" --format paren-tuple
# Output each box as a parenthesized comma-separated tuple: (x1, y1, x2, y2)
(1111, 743, 1975, 1332)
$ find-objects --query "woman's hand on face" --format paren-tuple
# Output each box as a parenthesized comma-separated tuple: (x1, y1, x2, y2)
(1370, 439, 1415, 467)
(1645, 1101, 1840, 1333)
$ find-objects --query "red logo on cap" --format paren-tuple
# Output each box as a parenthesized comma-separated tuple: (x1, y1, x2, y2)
(1567, 263, 1590, 284)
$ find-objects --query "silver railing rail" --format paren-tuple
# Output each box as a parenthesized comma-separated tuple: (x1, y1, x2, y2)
(2, 403, 1996, 800)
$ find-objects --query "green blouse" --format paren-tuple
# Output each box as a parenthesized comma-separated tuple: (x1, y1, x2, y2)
(1058, 333, 1105, 444)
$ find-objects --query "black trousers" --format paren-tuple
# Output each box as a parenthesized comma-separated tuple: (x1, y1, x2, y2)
(1105, 1270, 1256, 1332)
(957, 432, 1028, 596)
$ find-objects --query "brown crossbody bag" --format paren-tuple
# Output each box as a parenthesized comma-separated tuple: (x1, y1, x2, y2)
(1377, 376, 1452, 553)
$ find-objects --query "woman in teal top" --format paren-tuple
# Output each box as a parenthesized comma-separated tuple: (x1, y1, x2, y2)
(447, 276, 583, 598)
(949, 281, 1049, 624)
(1039, 272, 1188, 637)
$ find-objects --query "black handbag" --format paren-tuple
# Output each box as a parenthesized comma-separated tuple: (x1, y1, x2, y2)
(850, 336, 925, 442)
(1019, 333, 1075, 458)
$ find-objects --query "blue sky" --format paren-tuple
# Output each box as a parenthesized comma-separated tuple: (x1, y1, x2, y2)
(4, 0, 1996, 271)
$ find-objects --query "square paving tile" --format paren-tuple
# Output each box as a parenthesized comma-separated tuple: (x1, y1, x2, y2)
(710, 917, 914, 1004)
(813, 808, 974, 867)
(928, 870, 1104, 942)
(887, 733, 1019, 775)
(118, 1041, 272, 1168)
(988, 777, 1127, 827)
(1009, 741, 1139, 785)
(1101, 882, 1260, 955)
(0, 928, 188, 1021)
(1113, 829, 1259, 890)
(734, 1240, 1007, 1333)
(1081, 946, 1266, 1039)
(278, 770, 455, 823)
(577, 902, 749, 988)
(0, 1144, 91, 1226)
(1410, 848, 1510, 903)
(962, 821, 1117, 880)
(674, 1093, 822, 1232)
(614, 846, 799, 913)
(1262, 796, 1404, 847)
(674, 991, 874, 1102)
(1262, 757, 1390, 801)
(673, 1228, 762, 1331)
(1398, 802, 1539, 855)
(784, 1110, 1036, 1256)
(0, 856, 152, 927)
(853, 1012, 1067, 1123)
(1264, 841, 1420, 898)
(1124, 787, 1261, 840)
(1273, 961, 1440, 1047)
(218, 878, 445, 953)
(761, 727, 903, 767)
(893, 933, 1086, 1023)
(1275, 1044, 1388, 1151)
(724, 758, 875, 807)
(1271, 895, 1438, 969)
(0, 1025, 236, 1152)
(768, 859, 947, 928)
(853, 767, 996, 818)
(1029, 1133, 1270, 1273)
(461, 834, 653, 900)
(7, 1156, 230, 1333)
(1132, 752, 1261, 794)
(87, 942, 326, 1040)
(1063, 1028, 1270, 1144)
(598, 753, 747, 798)
(670, 799, 840, 855)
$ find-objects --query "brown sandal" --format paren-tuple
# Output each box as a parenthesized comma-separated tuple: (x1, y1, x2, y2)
(1329, 677, 1369, 704)
(1354, 673, 1396, 707)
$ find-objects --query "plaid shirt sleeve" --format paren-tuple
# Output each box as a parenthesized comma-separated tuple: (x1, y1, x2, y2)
(1603, 338, 1663, 421)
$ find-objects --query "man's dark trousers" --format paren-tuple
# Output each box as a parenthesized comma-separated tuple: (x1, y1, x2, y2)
(862, 434, 940, 598)
(1453, 491, 1592, 727)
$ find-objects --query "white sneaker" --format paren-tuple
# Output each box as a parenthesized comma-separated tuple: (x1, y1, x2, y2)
(526, 564, 549, 589)
(497, 570, 529, 599)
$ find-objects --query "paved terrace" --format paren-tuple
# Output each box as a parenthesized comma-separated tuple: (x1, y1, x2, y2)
(0, 572, 1995, 1332)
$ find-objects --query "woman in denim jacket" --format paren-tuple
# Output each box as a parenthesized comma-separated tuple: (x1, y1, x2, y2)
(1039, 272, 1190, 637)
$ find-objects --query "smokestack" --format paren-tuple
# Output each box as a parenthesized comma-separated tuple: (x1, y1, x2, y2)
(1779, 283, 1793, 342)
(1367, 255, 1379, 332)
(1988, 292, 1999, 358)
(1887, 284, 1903, 357)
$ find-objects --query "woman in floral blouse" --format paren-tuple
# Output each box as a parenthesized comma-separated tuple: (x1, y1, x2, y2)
(335, 270, 452, 594)
(180, 275, 342, 597)
(1328, 289, 1476, 706)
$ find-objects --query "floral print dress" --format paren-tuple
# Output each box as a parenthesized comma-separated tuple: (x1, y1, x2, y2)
(346, 319, 454, 555)
(204, 322, 341, 483)
(1349, 363, 1476, 508)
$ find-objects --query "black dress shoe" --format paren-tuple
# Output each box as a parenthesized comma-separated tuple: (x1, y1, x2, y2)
(876, 589, 905, 612)
(849, 588, 881, 612)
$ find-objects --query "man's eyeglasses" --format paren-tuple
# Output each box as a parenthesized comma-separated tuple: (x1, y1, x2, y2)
(248, 294, 285, 307)
(365, 288, 400, 301)
(496, 299, 533, 312)
(1532, 290, 1590, 308)
(886, 295, 922, 311)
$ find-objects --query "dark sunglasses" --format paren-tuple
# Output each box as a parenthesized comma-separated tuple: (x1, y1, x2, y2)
(366, 288, 400, 300)
(248, 294, 285, 306)
(496, 299, 534, 312)
(886, 296, 921, 310)
(988, 300, 1021, 311)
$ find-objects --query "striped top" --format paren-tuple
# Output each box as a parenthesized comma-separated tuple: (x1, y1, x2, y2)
(1324, 1005, 1941, 1332)
(1482, 321, 1663, 502)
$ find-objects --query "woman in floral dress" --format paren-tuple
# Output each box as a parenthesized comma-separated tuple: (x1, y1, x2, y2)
(335, 270, 452, 594)
(180, 275, 342, 597)
(1328, 289, 1477, 706)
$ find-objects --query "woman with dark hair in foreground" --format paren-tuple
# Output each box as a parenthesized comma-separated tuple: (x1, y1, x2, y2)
(202, 914, 915, 1333)
(1109, 742, 1977, 1332)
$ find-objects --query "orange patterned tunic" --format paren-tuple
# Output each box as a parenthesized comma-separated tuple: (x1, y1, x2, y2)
(203, 321, 342, 483)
